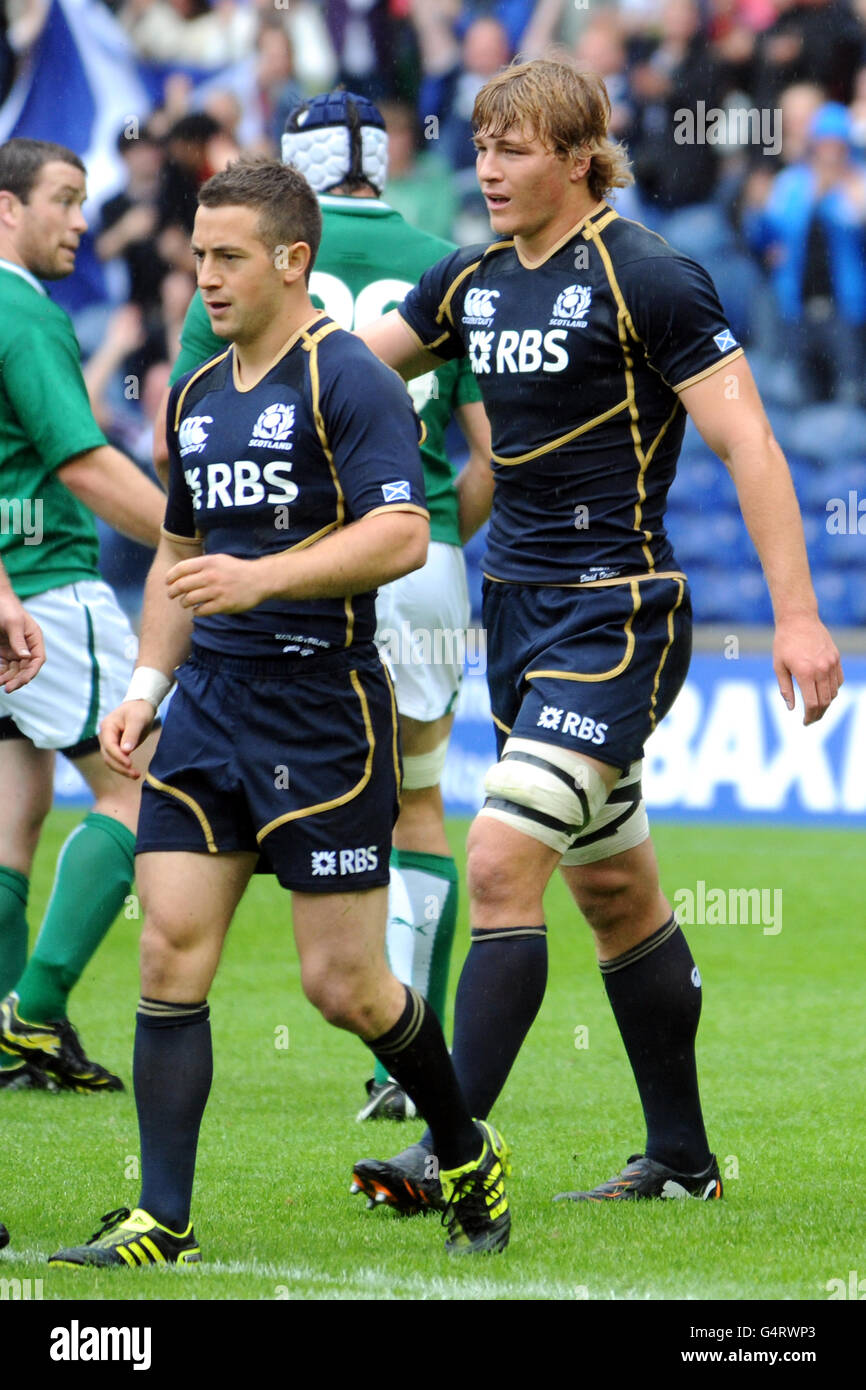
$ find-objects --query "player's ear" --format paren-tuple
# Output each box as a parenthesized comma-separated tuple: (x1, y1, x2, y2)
(273, 239, 311, 285)
(569, 150, 591, 182)
(0, 190, 21, 228)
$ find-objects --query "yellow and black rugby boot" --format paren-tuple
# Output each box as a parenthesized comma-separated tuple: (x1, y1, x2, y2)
(0, 1058, 58, 1091)
(439, 1121, 511, 1255)
(49, 1207, 201, 1267)
(0, 993, 123, 1092)
(554, 1153, 723, 1202)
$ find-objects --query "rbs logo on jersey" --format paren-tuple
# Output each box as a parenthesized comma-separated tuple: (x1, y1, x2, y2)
(468, 327, 570, 375)
(184, 459, 298, 510)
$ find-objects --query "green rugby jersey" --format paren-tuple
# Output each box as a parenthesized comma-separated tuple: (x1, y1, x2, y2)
(173, 195, 482, 547)
(0, 260, 106, 599)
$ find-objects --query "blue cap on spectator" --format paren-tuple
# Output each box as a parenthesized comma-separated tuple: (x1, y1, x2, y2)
(809, 103, 852, 144)
(282, 91, 388, 196)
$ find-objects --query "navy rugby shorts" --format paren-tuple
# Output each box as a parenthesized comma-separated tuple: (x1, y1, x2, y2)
(483, 574, 692, 771)
(136, 643, 400, 892)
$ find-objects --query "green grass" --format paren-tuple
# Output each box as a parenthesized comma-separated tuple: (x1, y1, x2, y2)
(2, 811, 862, 1302)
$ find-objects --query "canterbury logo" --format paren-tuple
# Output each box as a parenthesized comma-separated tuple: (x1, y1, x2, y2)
(462, 287, 500, 322)
(178, 415, 212, 456)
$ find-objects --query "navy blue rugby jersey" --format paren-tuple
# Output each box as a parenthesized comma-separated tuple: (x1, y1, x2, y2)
(399, 204, 743, 586)
(163, 314, 428, 658)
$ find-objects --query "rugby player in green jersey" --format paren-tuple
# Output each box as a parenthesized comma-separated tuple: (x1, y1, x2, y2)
(0, 139, 166, 1093)
(155, 93, 492, 1126)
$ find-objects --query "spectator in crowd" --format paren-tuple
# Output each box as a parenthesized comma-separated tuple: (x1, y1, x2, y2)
(155, 112, 239, 273)
(744, 101, 866, 403)
(325, 0, 413, 101)
(573, 13, 635, 141)
(416, 8, 511, 232)
(252, 0, 338, 96)
(752, 0, 863, 108)
(629, 0, 727, 220)
(251, 14, 305, 151)
(120, 0, 256, 68)
(96, 123, 167, 314)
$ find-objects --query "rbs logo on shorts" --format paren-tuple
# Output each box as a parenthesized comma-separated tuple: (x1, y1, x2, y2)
(537, 704, 608, 744)
(311, 847, 380, 876)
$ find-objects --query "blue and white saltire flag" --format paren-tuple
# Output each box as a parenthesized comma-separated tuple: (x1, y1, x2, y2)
(0, 0, 150, 209)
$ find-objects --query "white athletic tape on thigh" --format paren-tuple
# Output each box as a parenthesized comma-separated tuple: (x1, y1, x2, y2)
(480, 737, 611, 854)
(401, 737, 450, 791)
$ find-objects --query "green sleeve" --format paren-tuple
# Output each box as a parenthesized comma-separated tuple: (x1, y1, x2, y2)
(454, 355, 482, 407)
(2, 314, 106, 470)
(170, 290, 225, 383)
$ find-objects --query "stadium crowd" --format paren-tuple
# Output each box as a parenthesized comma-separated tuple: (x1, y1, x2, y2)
(3, 0, 866, 625)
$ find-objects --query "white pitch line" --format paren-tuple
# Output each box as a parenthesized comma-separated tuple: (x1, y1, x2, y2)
(6, 1244, 700, 1300)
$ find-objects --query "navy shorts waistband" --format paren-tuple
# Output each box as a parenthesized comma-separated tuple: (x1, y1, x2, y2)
(189, 641, 380, 680)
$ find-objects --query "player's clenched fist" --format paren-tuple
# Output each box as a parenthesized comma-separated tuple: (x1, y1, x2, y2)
(165, 553, 268, 615)
(99, 700, 155, 779)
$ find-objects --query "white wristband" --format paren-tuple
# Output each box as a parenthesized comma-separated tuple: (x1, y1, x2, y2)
(124, 665, 173, 711)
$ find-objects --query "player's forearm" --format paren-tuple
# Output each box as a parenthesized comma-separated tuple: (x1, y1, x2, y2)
(57, 445, 164, 548)
(138, 538, 196, 677)
(258, 512, 429, 601)
(358, 311, 442, 381)
(725, 437, 819, 622)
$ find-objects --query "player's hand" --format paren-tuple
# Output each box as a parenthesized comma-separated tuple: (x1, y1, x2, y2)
(99, 700, 155, 778)
(0, 592, 46, 693)
(773, 614, 843, 725)
(165, 553, 267, 615)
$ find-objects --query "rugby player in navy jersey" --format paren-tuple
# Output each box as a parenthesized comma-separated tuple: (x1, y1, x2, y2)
(351, 59, 842, 1208)
(49, 157, 510, 1266)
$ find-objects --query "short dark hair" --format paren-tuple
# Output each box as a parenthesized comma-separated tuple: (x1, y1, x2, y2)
(0, 138, 86, 202)
(198, 156, 322, 281)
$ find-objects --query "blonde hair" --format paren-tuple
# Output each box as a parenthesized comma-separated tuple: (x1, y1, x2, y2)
(472, 58, 633, 202)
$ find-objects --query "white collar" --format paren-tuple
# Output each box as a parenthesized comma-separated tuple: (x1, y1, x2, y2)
(0, 258, 46, 295)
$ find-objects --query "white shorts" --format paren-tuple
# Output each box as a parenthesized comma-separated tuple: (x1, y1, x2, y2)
(375, 541, 470, 723)
(0, 579, 137, 754)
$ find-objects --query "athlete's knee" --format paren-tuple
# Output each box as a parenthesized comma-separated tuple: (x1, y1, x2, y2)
(479, 738, 611, 855)
(465, 815, 552, 923)
(465, 820, 515, 913)
(0, 805, 48, 867)
(569, 857, 662, 934)
(0, 765, 52, 866)
(301, 963, 379, 1034)
(139, 910, 199, 991)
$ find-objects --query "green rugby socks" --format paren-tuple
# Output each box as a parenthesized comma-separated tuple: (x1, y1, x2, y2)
(15, 813, 135, 1022)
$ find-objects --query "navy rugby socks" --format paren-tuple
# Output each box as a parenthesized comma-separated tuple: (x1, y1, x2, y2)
(368, 985, 479, 1170)
(419, 925, 548, 1151)
(600, 915, 711, 1173)
(134, 998, 212, 1233)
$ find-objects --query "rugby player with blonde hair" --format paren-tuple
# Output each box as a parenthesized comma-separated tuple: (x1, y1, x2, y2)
(351, 58, 841, 1208)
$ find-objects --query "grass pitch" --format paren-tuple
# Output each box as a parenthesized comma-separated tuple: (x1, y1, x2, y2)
(1, 811, 862, 1304)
